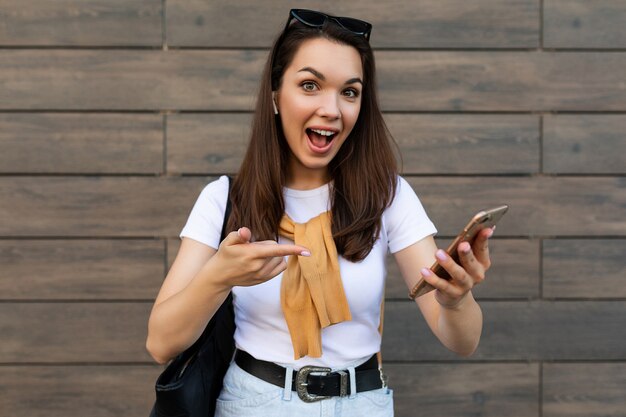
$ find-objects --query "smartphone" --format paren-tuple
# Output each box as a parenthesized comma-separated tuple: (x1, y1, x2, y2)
(408, 204, 509, 299)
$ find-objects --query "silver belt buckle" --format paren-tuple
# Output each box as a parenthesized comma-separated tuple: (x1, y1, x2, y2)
(295, 365, 332, 402)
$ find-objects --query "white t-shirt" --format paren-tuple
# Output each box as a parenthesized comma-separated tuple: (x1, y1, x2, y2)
(180, 175, 436, 369)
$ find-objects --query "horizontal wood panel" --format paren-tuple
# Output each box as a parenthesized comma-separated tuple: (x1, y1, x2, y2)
(0, 50, 265, 111)
(167, 113, 250, 174)
(0, 240, 164, 300)
(383, 300, 626, 361)
(167, 238, 181, 269)
(167, 113, 540, 175)
(386, 238, 540, 299)
(2, 51, 626, 111)
(168, 237, 539, 300)
(406, 177, 626, 237)
(2, 177, 624, 237)
(0, 114, 163, 174)
(0, 176, 213, 237)
(377, 51, 626, 111)
(0, 365, 162, 417)
(543, 115, 626, 174)
(0, 303, 152, 362)
(544, 0, 626, 49)
(388, 114, 540, 174)
(170, 237, 540, 300)
(0, 363, 538, 417)
(543, 239, 626, 298)
(5, 301, 626, 363)
(167, 0, 539, 48)
(0, 0, 162, 46)
(387, 363, 539, 417)
(543, 363, 626, 417)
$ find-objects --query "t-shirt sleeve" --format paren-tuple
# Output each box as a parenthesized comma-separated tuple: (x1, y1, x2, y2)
(384, 176, 437, 254)
(179, 175, 229, 250)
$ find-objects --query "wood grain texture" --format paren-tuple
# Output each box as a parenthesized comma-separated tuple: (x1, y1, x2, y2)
(0, 0, 162, 46)
(382, 300, 626, 361)
(544, 0, 626, 48)
(0, 303, 153, 362)
(0, 114, 163, 174)
(387, 114, 540, 174)
(0, 2, 623, 416)
(385, 238, 540, 299)
(387, 363, 539, 417)
(0, 365, 162, 417)
(166, 113, 539, 174)
(166, 0, 539, 48)
(0, 50, 265, 111)
(405, 176, 626, 237)
(543, 363, 626, 417)
(173, 236, 540, 301)
(2, 51, 626, 111)
(376, 51, 626, 111)
(4, 300, 625, 367)
(167, 238, 181, 269)
(167, 113, 251, 174)
(0, 239, 164, 300)
(2, 176, 623, 237)
(543, 239, 626, 298)
(0, 363, 536, 417)
(0, 176, 213, 237)
(543, 115, 626, 174)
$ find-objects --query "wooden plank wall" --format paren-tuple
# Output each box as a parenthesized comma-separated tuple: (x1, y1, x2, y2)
(1, 1, 625, 416)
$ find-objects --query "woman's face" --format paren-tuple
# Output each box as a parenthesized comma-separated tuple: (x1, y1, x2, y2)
(275, 37, 363, 188)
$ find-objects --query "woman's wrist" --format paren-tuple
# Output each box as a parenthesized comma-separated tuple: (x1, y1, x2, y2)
(436, 290, 471, 311)
(197, 257, 234, 294)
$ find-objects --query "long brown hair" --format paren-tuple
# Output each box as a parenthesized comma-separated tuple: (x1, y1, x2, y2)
(227, 18, 398, 262)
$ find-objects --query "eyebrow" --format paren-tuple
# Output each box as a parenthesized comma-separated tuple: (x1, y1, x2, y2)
(297, 66, 363, 85)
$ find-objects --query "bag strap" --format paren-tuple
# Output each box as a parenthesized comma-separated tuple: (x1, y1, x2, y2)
(377, 289, 388, 387)
(185, 176, 233, 353)
(377, 295, 384, 364)
(220, 176, 233, 242)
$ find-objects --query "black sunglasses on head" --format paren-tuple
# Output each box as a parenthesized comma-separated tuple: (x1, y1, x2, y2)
(285, 9, 372, 41)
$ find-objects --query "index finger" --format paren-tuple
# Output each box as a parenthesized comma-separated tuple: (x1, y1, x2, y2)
(252, 243, 311, 258)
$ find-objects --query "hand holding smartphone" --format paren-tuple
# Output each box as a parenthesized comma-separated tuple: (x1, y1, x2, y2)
(408, 205, 509, 299)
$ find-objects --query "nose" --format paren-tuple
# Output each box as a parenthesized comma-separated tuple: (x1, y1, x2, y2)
(315, 92, 341, 120)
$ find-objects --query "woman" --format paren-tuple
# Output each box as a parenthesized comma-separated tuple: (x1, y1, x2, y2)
(147, 9, 493, 417)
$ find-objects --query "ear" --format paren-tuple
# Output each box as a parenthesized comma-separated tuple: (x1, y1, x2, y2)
(272, 91, 279, 115)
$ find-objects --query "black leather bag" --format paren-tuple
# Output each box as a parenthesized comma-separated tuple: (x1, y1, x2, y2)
(150, 177, 235, 417)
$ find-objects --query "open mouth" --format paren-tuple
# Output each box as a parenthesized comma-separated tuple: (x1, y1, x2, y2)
(306, 128, 337, 152)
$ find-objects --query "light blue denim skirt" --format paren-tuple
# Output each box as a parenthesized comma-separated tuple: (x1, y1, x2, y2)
(215, 360, 394, 417)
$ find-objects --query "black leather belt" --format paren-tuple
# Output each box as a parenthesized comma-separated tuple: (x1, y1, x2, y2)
(234, 350, 387, 402)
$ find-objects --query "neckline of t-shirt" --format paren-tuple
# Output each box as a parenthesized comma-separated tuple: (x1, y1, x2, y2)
(283, 181, 331, 198)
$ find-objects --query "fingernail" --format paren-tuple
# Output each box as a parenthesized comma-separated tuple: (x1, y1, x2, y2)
(300, 250, 311, 257)
(459, 242, 471, 253)
(485, 228, 494, 238)
(237, 227, 242, 237)
(436, 249, 447, 261)
(421, 267, 431, 277)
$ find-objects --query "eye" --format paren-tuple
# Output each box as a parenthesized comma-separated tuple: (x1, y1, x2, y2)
(301, 81, 318, 92)
(343, 88, 360, 98)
